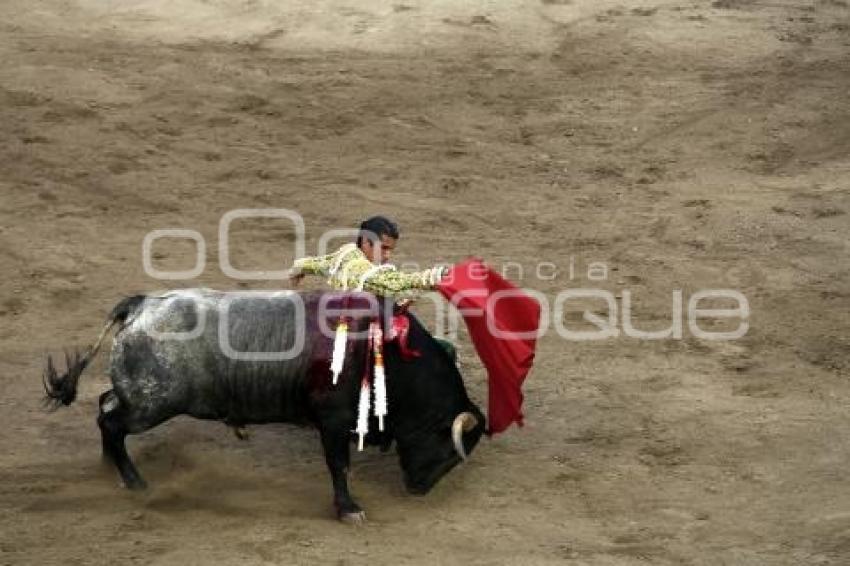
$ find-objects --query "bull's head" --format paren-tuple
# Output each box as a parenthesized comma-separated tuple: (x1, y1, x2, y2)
(383, 312, 486, 495)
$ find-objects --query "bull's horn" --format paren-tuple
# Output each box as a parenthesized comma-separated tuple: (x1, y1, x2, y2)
(452, 412, 478, 461)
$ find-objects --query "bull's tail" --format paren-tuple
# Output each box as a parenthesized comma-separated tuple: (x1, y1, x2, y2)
(43, 295, 146, 409)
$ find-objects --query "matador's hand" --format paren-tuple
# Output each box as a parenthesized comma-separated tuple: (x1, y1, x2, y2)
(289, 269, 306, 287)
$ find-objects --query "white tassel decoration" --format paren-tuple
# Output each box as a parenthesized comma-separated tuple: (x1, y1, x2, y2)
(355, 379, 370, 452)
(374, 363, 386, 432)
(372, 323, 387, 431)
(330, 320, 348, 385)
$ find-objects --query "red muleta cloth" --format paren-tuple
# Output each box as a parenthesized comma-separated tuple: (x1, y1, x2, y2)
(436, 258, 541, 435)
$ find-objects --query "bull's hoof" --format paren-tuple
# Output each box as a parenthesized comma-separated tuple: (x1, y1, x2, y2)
(336, 501, 366, 525)
(123, 476, 148, 491)
(405, 484, 429, 496)
(230, 425, 251, 441)
(339, 510, 367, 525)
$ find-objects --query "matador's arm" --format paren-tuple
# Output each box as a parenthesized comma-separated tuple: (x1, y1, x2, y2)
(350, 265, 447, 300)
(290, 243, 358, 278)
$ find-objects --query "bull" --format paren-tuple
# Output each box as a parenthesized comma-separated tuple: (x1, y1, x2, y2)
(43, 289, 486, 522)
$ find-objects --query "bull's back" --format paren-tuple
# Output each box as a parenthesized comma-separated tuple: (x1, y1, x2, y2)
(109, 289, 319, 425)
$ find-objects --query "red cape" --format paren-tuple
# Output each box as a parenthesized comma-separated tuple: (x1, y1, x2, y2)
(436, 258, 541, 435)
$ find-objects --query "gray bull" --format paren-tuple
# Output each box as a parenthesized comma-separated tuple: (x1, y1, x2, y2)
(43, 289, 486, 522)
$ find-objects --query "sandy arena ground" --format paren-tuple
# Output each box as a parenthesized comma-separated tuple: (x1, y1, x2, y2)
(1, 1, 849, 564)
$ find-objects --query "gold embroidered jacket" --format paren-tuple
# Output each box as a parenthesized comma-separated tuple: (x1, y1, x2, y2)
(291, 243, 445, 299)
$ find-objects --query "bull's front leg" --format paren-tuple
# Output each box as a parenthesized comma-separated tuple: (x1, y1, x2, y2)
(319, 424, 365, 523)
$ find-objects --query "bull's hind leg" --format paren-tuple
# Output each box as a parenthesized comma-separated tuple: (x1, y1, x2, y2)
(97, 390, 147, 490)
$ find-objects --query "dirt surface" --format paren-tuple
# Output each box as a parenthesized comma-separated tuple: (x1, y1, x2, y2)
(2, 1, 849, 564)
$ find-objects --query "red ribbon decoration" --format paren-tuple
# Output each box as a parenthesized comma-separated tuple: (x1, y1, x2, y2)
(385, 314, 421, 360)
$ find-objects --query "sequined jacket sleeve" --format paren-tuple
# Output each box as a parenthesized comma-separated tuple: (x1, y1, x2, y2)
(290, 251, 336, 276)
(356, 265, 445, 299)
(291, 243, 444, 299)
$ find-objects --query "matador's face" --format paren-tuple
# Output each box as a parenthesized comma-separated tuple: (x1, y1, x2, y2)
(361, 234, 397, 265)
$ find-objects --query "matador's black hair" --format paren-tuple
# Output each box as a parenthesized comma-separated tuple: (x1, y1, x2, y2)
(357, 215, 399, 247)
